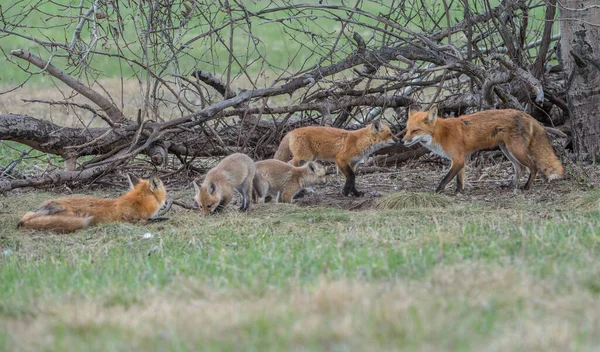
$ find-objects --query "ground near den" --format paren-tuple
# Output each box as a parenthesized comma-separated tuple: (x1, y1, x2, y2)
(1, 155, 600, 351)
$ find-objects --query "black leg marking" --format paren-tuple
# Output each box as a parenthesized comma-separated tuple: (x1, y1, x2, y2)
(436, 162, 463, 193)
(341, 165, 360, 196)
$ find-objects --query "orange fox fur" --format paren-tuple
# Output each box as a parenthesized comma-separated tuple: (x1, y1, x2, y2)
(254, 159, 327, 203)
(18, 175, 168, 233)
(194, 153, 262, 215)
(274, 120, 398, 196)
(403, 106, 564, 193)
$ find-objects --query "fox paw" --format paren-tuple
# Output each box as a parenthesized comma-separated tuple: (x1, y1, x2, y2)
(351, 189, 364, 197)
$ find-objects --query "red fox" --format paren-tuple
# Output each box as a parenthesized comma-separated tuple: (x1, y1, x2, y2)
(274, 120, 398, 196)
(402, 106, 565, 193)
(194, 153, 262, 215)
(254, 159, 327, 203)
(18, 174, 168, 233)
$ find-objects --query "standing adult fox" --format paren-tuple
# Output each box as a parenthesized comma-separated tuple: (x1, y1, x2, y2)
(18, 174, 168, 233)
(403, 106, 564, 193)
(274, 120, 398, 196)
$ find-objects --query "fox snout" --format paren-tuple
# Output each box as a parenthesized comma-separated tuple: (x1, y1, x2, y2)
(402, 134, 413, 145)
(403, 135, 421, 147)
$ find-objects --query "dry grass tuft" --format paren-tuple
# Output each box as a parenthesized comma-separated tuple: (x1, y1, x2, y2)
(375, 190, 451, 210)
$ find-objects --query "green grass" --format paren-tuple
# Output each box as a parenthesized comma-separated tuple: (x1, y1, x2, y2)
(1, 188, 600, 350)
(0, 0, 554, 87)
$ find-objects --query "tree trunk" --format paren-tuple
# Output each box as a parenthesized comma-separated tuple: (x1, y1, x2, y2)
(559, 1, 600, 160)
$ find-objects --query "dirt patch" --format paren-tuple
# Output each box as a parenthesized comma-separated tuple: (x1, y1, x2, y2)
(5, 153, 598, 215)
(291, 156, 598, 211)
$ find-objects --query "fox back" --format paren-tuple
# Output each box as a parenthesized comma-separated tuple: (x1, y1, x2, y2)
(255, 159, 326, 202)
(276, 120, 398, 164)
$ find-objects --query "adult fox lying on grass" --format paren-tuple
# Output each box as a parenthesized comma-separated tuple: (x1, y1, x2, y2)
(253, 159, 327, 203)
(274, 120, 398, 197)
(403, 106, 564, 193)
(18, 174, 168, 233)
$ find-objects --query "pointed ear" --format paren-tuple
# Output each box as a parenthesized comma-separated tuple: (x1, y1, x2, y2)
(307, 162, 316, 173)
(408, 106, 421, 118)
(426, 105, 438, 124)
(208, 181, 217, 195)
(126, 174, 140, 190)
(149, 175, 162, 191)
(371, 119, 383, 133)
(193, 181, 200, 195)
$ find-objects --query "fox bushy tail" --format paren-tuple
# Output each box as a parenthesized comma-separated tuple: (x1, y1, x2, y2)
(18, 215, 92, 233)
(273, 134, 292, 161)
(530, 127, 565, 180)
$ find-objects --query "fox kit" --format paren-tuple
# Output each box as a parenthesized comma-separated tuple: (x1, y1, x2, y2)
(274, 120, 398, 196)
(254, 159, 327, 203)
(18, 175, 168, 233)
(194, 153, 261, 215)
(403, 106, 564, 193)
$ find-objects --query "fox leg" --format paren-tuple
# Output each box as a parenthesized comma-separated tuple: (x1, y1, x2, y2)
(216, 194, 231, 213)
(252, 174, 265, 203)
(456, 167, 466, 193)
(436, 159, 465, 193)
(506, 144, 537, 190)
(281, 188, 297, 203)
(499, 143, 522, 188)
(238, 179, 252, 212)
(337, 159, 363, 197)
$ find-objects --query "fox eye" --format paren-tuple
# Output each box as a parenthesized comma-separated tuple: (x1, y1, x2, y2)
(412, 128, 421, 133)
(207, 204, 213, 209)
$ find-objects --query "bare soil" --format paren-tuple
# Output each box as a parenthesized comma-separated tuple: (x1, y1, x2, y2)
(290, 155, 598, 211)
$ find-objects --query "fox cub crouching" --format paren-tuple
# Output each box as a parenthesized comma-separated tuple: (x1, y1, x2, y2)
(274, 120, 398, 197)
(403, 106, 565, 193)
(18, 174, 168, 233)
(254, 159, 327, 203)
(194, 153, 262, 215)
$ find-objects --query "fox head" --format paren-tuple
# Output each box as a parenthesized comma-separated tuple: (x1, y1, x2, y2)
(302, 162, 327, 186)
(194, 181, 221, 216)
(403, 106, 439, 147)
(368, 120, 399, 148)
(126, 174, 168, 215)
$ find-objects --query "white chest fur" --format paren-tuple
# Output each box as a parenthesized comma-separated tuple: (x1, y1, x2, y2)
(350, 141, 392, 165)
(417, 134, 450, 160)
(424, 142, 450, 160)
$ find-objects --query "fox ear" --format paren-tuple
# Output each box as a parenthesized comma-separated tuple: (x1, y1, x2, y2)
(426, 105, 438, 124)
(307, 162, 316, 173)
(149, 175, 162, 191)
(372, 119, 383, 133)
(208, 181, 217, 195)
(193, 181, 200, 195)
(127, 174, 140, 190)
(408, 104, 421, 117)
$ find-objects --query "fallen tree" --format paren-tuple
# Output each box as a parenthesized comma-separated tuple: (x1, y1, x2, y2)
(0, 0, 581, 191)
